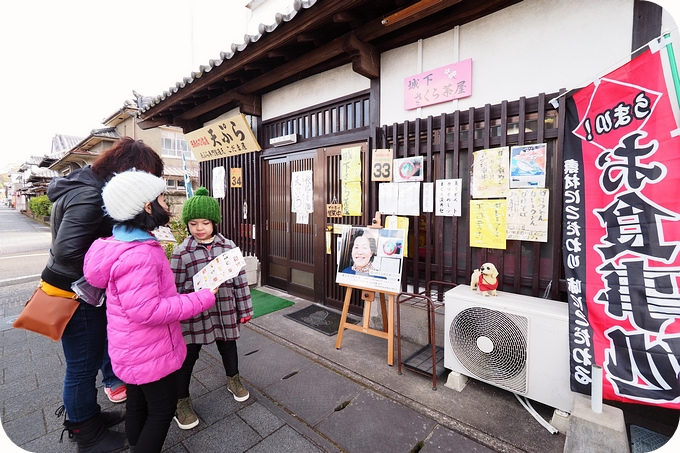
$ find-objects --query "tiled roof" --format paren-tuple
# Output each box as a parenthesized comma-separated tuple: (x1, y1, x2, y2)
(164, 165, 199, 178)
(138, 0, 317, 115)
(51, 134, 84, 154)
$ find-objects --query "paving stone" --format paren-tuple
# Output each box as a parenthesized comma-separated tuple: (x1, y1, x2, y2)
(180, 414, 260, 453)
(265, 362, 363, 426)
(237, 402, 284, 438)
(247, 425, 324, 453)
(424, 424, 496, 452)
(316, 389, 437, 453)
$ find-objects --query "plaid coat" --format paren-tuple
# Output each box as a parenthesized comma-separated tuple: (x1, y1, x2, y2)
(170, 233, 253, 343)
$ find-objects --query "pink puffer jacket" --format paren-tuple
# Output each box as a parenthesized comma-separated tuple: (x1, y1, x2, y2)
(84, 237, 215, 385)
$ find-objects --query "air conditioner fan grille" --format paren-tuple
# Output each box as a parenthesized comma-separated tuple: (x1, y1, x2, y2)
(449, 306, 528, 394)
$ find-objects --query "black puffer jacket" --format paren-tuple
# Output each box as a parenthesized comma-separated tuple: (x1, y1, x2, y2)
(41, 166, 114, 292)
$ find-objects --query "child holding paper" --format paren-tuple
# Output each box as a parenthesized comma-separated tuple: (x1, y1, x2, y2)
(83, 170, 217, 452)
(170, 187, 254, 430)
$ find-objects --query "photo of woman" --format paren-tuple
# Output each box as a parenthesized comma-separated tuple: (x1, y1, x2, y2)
(336, 227, 405, 292)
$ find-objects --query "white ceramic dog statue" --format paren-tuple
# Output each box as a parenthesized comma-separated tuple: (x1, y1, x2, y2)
(470, 263, 499, 296)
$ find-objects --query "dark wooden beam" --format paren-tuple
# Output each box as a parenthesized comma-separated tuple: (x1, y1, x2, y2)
(342, 33, 379, 79)
(137, 117, 173, 130)
(176, 91, 261, 121)
(333, 11, 360, 28)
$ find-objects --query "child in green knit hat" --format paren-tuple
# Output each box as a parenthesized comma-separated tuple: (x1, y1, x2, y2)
(169, 187, 254, 430)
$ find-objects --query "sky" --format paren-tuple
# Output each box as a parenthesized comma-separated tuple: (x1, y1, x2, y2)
(3, 1, 680, 174)
(0, 0, 250, 173)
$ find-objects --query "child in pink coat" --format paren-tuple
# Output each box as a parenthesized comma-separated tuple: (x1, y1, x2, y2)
(84, 170, 216, 453)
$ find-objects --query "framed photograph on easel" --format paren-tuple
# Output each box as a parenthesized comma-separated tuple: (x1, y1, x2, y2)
(335, 227, 405, 293)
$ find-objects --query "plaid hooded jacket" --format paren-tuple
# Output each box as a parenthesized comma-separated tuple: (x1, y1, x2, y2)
(170, 233, 253, 343)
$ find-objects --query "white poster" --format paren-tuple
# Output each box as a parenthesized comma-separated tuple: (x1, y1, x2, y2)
(435, 179, 462, 216)
(291, 170, 313, 213)
(212, 166, 226, 199)
(378, 183, 398, 215)
(422, 182, 434, 212)
(397, 182, 420, 216)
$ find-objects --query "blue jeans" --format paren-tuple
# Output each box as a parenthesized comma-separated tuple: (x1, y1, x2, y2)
(61, 303, 107, 423)
(101, 338, 124, 390)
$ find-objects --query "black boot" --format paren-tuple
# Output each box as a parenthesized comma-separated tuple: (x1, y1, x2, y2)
(99, 409, 125, 428)
(62, 414, 127, 453)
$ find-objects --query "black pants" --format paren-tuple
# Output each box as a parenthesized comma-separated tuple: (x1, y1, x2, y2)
(125, 372, 178, 453)
(176, 340, 238, 399)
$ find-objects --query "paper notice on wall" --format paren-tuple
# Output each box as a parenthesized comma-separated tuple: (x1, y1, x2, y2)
(471, 147, 509, 199)
(469, 199, 506, 249)
(296, 211, 309, 224)
(212, 166, 226, 199)
(397, 182, 420, 216)
(435, 179, 462, 216)
(506, 188, 549, 242)
(510, 144, 547, 189)
(342, 181, 362, 215)
(193, 247, 246, 291)
(341, 146, 362, 181)
(378, 183, 398, 215)
(291, 170, 313, 213)
(422, 182, 434, 212)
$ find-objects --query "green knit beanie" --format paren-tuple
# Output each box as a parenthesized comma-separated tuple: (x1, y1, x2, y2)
(181, 187, 222, 224)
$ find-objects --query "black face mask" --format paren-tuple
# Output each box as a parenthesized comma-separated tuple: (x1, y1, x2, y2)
(148, 198, 171, 229)
(123, 198, 171, 231)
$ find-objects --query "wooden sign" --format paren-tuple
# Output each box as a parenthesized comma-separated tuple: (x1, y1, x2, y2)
(185, 113, 261, 162)
(372, 148, 393, 181)
(230, 168, 242, 188)
(327, 203, 342, 218)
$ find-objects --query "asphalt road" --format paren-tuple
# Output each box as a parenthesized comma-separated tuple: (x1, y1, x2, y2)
(0, 206, 52, 326)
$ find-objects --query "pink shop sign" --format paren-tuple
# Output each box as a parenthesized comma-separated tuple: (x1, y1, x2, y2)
(404, 58, 472, 110)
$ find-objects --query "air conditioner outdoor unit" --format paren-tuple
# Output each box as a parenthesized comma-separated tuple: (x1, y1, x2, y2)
(444, 285, 575, 412)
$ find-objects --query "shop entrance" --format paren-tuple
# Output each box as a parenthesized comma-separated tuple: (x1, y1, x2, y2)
(264, 150, 324, 301)
(263, 142, 368, 312)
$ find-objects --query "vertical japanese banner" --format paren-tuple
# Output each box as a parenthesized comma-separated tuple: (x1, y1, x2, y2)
(563, 47, 680, 409)
(181, 151, 194, 198)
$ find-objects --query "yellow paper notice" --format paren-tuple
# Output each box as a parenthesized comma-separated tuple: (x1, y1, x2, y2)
(342, 181, 362, 216)
(341, 146, 362, 182)
(470, 199, 507, 249)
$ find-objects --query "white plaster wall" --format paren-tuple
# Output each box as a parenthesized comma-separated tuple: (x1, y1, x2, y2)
(381, 0, 635, 125)
(262, 64, 370, 120)
(257, 0, 678, 128)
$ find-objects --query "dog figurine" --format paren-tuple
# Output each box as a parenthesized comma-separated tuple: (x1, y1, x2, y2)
(471, 263, 499, 296)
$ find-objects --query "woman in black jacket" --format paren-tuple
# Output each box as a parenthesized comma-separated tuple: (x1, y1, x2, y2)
(42, 137, 163, 452)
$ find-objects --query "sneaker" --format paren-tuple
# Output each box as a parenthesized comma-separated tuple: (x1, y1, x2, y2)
(174, 397, 199, 430)
(104, 385, 127, 403)
(226, 374, 250, 402)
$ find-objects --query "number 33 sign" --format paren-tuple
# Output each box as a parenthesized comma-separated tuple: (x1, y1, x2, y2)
(371, 149, 393, 182)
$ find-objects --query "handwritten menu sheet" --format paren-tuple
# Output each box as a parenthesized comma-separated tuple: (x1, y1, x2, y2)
(193, 247, 246, 291)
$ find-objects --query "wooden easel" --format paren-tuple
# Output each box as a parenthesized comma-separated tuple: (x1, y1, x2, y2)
(335, 284, 398, 365)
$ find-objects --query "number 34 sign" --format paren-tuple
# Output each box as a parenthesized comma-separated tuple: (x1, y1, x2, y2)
(371, 149, 393, 182)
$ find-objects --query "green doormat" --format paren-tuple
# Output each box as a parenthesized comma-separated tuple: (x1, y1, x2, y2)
(251, 289, 295, 318)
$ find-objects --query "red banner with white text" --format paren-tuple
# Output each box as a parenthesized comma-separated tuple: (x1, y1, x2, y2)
(563, 46, 680, 408)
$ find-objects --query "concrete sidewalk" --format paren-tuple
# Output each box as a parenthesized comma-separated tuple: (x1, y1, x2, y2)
(0, 281, 572, 453)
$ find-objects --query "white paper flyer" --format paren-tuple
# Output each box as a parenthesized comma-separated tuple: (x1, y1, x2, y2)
(193, 247, 246, 291)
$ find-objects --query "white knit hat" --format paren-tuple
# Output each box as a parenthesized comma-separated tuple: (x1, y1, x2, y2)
(102, 170, 167, 221)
